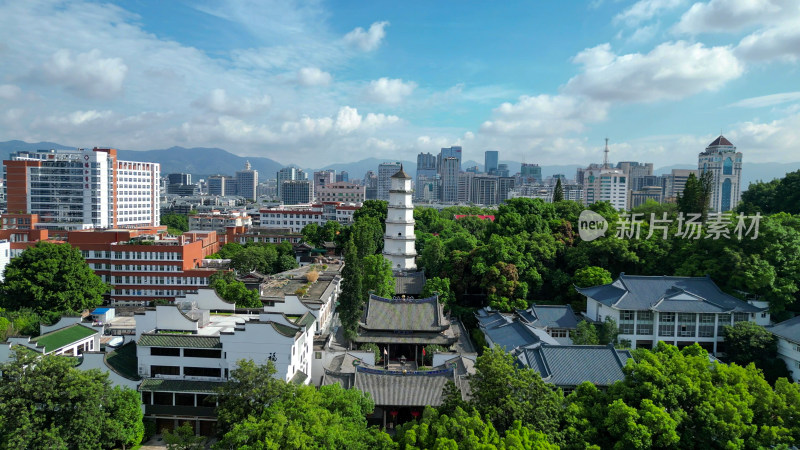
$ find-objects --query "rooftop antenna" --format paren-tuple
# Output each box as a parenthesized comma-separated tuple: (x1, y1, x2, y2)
(603, 138, 610, 169)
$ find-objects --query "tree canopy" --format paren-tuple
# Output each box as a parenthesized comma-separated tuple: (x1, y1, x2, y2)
(209, 271, 261, 308)
(738, 170, 800, 215)
(0, 349, 143, 449)
(0, 242, 110, 314)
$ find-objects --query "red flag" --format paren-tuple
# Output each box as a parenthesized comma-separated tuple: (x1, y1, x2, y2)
(422, 348, 426, 356)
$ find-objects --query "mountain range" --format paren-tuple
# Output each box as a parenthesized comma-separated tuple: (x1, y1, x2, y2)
(1, 140, 797, 188)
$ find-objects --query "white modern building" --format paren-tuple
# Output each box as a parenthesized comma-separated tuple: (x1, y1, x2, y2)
(315, 182, 365, 203)
(582, 167, 628, 210)
(259, 202, 362, 233)
(235, 161, 258, 200)
(4, 148, 160, 230)
(188, 210, 252, 231)
(383, 165, 416, 271)
(377, 162, 401, 201)
(698, 135, 742, 212)
(577, 274, 769, 354)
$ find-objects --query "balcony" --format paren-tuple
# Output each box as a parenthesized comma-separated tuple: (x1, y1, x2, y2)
(384, 234, 415, 240)
(382, 250, 417, 257)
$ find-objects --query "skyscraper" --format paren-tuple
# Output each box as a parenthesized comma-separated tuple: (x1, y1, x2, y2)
(167, 173, 192, 185)
(415, 152, 437, 201)
(336, 171, 349, 183)
(438, 146, 462, 174)
(378, 162, 401, 201)
(521, 163, 542, 184)
(4, 148, 160, 230)
(281, 180, 313, 205)
(236, 161, 258, 200)
(313, 170, 335, 194)
(698, 135, 742, 212)
(276, 167, 305, 199)
(485, 150, 498, 174)
(440, 157, 460, 203)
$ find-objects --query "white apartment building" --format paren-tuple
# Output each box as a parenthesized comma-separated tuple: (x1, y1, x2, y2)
(4, 148, 159, 230)
(582, 167, 628, 210)
(315, 182, 365, 203)
(188, 210, 252, 231)
(259, 202, 361, 233)
(577, 274, 769, 355)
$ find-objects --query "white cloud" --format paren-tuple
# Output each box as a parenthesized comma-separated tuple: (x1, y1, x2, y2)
(735, 19, 800, 62)
(565, 41, 743, 102)
(334, 106, 361, 134)
(0, 84, 21, 100)
(40, 49, 128, 99)
(728, 92, 800, 108)
(628, 23, 660, 43)
(344, 21, 389, 51)
(192, 89, 271, 116)
(297, 67, 332, 86)
(614, 0, 685, 26)
(674, 0, 797, 34)
(365, 77, 417, 104)
(480, 94, 608, 136)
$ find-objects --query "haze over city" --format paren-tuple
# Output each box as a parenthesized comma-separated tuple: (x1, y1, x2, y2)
(1, 0, 799, 167)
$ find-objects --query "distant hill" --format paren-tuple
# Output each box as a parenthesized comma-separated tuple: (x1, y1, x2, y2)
(311, 158, 417, 180)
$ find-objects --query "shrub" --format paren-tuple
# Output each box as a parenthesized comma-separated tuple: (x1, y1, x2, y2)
(306, 270, 319, 283)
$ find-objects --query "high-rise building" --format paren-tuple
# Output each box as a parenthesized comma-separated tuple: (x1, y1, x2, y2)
(167, 173, 192, 185)
(207, 175, 227, 196)
(470, 176, 498, 205)
(313, 170, 335, 194)
(661, 169, 699, 202)
(336, 171, 349, 183)
(521, 163, 542, 184)
(276, 167, 305, 199)
(415, 152, 437, 201)
(383, 165, 416, 271)
(617, 161, 654, 191)
(281, 180, 313, 205)
(438, 146, 462, 174)
(582, 167, 628, 210)
(485, 150, 499, 175)
(236, 161, 258, 200)
(378, 162, 401, 201)
(498, 177, 516, 204)
(457, 172, 474, 203)
(4, 148, 160, 230)
(496, 163, 509, 178)
(316, 182, 365, 203)
(364, 171, 378, 200)
(440, 157, 460, 203)
(698, 135, 742, 212)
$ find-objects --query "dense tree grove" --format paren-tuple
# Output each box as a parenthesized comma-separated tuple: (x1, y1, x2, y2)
(737, 170, 800, 215)
(209, 271, 261, 308)
(0, 349, 143, 449)
(412, 197, 800, 318)
(207, 241, 297, 274)
(161, 213, 190, 234)
(0, 242, 110, 315)
(723, 321, 791, 384)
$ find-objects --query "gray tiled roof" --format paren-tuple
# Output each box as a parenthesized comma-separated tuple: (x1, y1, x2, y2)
(394, 271, 426, 296)
(575, 274, 762, 313)
(138, 334, 221, 348)
(477, 310, 558, 351)
(322, 371, 354, 389)
(353, 332, 456, 345)
(354, 368, 451, 406)
(362, 295, 448, 332)
(769, 315, 800, 345)
(520, 344, 632, 387)
(517, 305, 579, 329)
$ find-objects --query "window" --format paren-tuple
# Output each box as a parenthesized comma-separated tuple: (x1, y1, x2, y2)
(550, 329, 568, 338)
(183, 349, 222, 358)
(183, 367, 222, 377)
(678, 313, 696, 337)
(151, 365, 180, 376)
(698, 313, 715, 337)
(636, 311, 653, 335)
(734, 313, 749, 323)
(718, 313, 732, 336)
(619, 310, 635, 335)
(151, 347, 180, 356)
(659, 312, 675, 337)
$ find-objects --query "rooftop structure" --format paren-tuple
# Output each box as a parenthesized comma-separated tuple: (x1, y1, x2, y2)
(517, 344, 632, 390)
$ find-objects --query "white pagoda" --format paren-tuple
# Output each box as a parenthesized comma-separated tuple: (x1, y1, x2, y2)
(383, 165, 417, 271)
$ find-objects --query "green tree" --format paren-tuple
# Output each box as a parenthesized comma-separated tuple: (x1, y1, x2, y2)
(352, 199, 388, 224)
(0, 349, 144, 449)
(419, 236, 445, 277)
(161, 213, 189, 234)
(216, 360, 290, 432)
(210, 272, 261, 308)
(553, 178, 564, 202)
(0, 242, 110, 314)
(230, 245, 279, 275)
(572, 320, 600, 345)
(724, 321, 791, 384)
(339, 237, 365, 341)
(163, 422, 206, 450)
(469, 346, 561, 435)
(738, 170, 800, 215)
(573, 266, 612, 288)
(422, 276, 455, 309)
(301, 223, 322, 247)
(362, 254, 395, 298)
(599, 316, 619, 345)
(352, 216, 384, 258)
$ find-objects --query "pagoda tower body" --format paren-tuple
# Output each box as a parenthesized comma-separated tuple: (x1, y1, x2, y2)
(383, 165, 417, 271)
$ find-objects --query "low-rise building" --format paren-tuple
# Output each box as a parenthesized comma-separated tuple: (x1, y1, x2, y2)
(516, 344, 632, 392)
(768, 316, 800, 383)
(316, 182, 365, 203)
(188, 210, 252, 232)
(576, 274, 769, 354)
(259, 202, 362, 233)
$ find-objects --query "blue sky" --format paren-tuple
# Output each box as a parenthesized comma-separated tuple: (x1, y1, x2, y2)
(0, 0, 798, 168)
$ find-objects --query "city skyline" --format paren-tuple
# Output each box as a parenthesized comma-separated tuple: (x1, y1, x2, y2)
(0, 1, 799, 168)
